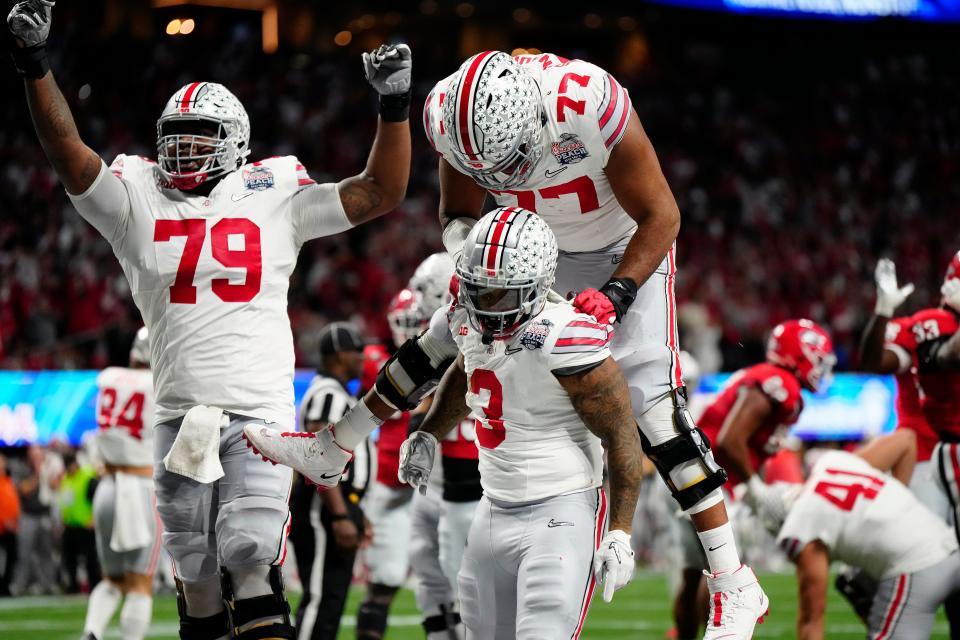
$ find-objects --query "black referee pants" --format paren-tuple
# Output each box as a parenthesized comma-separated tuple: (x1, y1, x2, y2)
(290, 492, 364, 640)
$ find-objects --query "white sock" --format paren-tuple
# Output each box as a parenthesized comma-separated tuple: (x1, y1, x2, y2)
(182, 575, 224, 618)
(333, 399, 384, 450)
(697, 522, 741, 574)
(119, 593, 152, 640)
(83, 580, 122, 637)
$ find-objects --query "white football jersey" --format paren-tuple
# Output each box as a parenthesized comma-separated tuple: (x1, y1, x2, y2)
(428, 296, 613, 503)
(69, 155, 351, 428)
(426, 53, 637, 252)
(95, 366, 155, 466)
(777, 451, 958, 580)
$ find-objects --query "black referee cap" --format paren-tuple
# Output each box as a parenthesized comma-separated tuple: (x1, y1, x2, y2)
(318, 321, 365, 356)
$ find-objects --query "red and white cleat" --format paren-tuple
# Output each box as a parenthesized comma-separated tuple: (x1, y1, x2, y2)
(242, 425, 351, 489)
(703, 565, 769, 640)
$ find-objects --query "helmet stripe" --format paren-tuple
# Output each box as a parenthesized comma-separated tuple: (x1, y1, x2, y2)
(485, 207, 520, 272)
(179, 82, 204, 113)
(457, 51, 495, 161)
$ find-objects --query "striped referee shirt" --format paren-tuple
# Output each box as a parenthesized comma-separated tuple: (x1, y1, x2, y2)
(298, 373, 373, 496)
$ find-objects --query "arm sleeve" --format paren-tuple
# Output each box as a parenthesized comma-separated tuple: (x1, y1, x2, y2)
(547, 314, 613, 376)
(67, 160, 132, 246)
(291, 182, 353, 244)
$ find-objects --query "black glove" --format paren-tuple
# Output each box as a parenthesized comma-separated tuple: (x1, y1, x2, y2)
(7, 0, 54, 78)
(599, 277, 638, 323)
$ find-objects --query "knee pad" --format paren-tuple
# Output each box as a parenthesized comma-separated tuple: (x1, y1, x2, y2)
(176, 578, 229, 640)
(220, 565, 293, 639)
(375, 335, 455, 411)
(164, 531, 219, 583)
(356, 600, 390, 638)
(216, 496, 291, 568)
(640, 390, 727, 511)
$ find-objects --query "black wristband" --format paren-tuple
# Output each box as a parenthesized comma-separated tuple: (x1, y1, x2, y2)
(328, 513, 350, 522)
(10, 43, 50, 79)
(379, 90, 411, 122)
(599, 277, 639, 322)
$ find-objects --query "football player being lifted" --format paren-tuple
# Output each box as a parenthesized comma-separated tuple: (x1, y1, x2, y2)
(247, 51, 768, 637)
(7, 2, 412, 638)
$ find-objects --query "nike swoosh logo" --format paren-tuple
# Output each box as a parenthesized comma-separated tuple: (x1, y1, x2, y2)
(505, 347, 522, 355)
(547, 519, 574, 528)
(319, 472, 341, 480)
(708, 544, 726, 551)
(611, 255, 625, 264)
(545, 167, 568, 178)
(231, 191, 255, 202)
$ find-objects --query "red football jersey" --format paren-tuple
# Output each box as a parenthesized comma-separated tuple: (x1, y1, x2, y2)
(886, 308, 960, 441)
(375, 412, 411, 488)
(699, 363, 804, 488)
(885, 317, 938, 461)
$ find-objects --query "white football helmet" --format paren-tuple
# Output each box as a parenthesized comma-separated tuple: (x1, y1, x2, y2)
(440, 51, 545, 189)
(156, 82, 251, 190)
(457, 207, 557, 341)
(753, 481, 803, 535)
(409, 252, 455, 316)
(129, 326, 150, 368)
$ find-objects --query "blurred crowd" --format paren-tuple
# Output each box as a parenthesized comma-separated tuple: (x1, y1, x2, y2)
(0, 445, 103, 597)
(0, 8, 958, 373)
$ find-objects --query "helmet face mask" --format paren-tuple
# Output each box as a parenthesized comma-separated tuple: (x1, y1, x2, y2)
(156, 83, 250, 191)
(442, 52, 546, 190)
(456, 206, 558, 341)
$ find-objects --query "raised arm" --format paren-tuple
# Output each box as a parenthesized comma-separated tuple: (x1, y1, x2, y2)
(860, 259, 914, 373)
(9, 1, 102, 195)
(337, 44, 412, 225)
(555, 357, 643, 534)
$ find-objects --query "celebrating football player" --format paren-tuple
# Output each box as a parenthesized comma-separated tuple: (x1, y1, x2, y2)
(246, 50, 768, 637)
(82, 328, 158, 640)
(409, 208, 640, 636)
(7, 1, 411, 637)
(751, 430, 960, 640)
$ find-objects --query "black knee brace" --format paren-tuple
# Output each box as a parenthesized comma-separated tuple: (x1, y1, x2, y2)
(641, 388, 728, 511)
(175, 578, 230, 640)
(375, 336, 453, 410)
(220, 566, 295, 639)
(423, 603, 462, 639)
(357, 583, 399, 639)
(834, 566, 878, 624)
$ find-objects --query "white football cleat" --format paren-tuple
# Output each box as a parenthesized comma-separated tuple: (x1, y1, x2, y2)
(703, 565, 769, 639)
(242, 425, 351, 489)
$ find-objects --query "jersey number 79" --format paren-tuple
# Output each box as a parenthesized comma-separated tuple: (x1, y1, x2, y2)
(154, 218, 262, 304)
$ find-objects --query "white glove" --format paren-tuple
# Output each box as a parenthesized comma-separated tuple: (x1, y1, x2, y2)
(398, 431, 437, 495)
(7, 0, 54, 47)
(942, 278, 960, 314)
(874, 258, 914, 317)
(362, 43, 412, 96)
(593, 529, 635, 603)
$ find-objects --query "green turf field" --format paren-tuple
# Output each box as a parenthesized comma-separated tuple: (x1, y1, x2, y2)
(0, 572, 949, 639)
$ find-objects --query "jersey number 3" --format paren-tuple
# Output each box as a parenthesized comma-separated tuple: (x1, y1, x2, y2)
(154, 218, 262, 304)
(470, 369, 506, 449)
